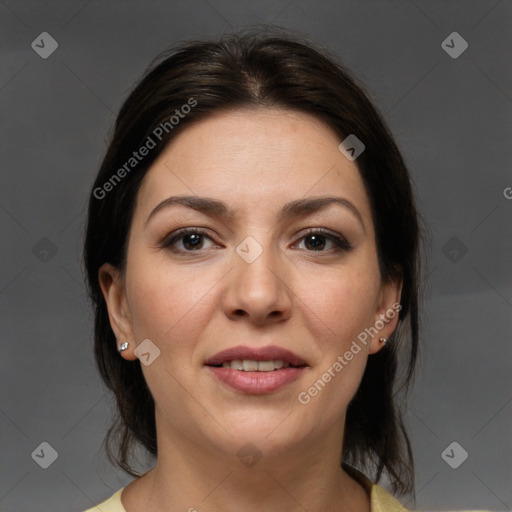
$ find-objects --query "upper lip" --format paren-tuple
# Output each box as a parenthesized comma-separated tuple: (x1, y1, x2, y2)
(204, 345, 308, 367)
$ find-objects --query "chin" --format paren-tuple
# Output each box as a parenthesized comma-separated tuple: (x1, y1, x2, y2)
(208, 410, 314, 455)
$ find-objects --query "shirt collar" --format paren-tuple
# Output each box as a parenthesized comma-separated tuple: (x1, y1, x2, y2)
(343, 463, 412, 512)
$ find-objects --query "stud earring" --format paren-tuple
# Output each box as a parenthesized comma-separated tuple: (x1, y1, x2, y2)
(119, 341, 129, 353)
(379, 337, 388, 345)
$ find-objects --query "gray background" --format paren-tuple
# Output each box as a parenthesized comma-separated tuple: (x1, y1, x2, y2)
(1, 1, 511, 511)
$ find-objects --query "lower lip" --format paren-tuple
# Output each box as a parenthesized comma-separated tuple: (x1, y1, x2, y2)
(206, 366, 307, 394)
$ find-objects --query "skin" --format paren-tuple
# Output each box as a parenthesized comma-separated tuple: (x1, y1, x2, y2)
(99, 108, 402, 512)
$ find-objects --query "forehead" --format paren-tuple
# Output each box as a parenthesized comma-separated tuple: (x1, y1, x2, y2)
(134, 108, 373, 227)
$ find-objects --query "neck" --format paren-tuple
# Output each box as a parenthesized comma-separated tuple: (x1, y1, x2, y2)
(122, 415, 370, 512)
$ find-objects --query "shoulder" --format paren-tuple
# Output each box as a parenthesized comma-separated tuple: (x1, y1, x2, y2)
(343, 463, 412, 512)
(370, 480, 492, 512)
(343, 462, 478, 512)
(371, 484, 411, 512)
(83, 488, 125, 512)
(371, 484, 494, 512)
(81, 481, 493, 512)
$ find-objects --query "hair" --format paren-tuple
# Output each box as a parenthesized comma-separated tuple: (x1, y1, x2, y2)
(83, 27, 423, 497)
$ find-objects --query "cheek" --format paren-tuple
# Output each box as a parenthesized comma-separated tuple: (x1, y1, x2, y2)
(125, 265, 173, 339)
(293, 264, 379, 413)
(124, 258, 211, 413)
(298, 265, 379, 350)
(125, 257, 217, 349)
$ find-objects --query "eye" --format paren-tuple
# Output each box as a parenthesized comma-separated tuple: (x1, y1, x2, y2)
(294, 228, 352, 253)
(161, 227, 352, 254)
(161, 228, 217, 252)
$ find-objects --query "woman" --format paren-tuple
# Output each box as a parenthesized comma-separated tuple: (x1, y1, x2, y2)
(83, 29, 425, 511)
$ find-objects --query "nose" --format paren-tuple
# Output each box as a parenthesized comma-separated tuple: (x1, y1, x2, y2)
(222, 238, 293, 326)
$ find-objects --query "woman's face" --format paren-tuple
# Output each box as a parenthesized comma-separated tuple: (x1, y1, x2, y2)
(100, 108, 401, 461)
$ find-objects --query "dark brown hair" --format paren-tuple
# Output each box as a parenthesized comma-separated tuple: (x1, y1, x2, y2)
(84, 27, 422, 497)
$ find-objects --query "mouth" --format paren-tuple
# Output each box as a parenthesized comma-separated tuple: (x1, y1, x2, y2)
(204, 345, 309, 394)
(207, 360, 306, 371)
(204, 345, 309, 369)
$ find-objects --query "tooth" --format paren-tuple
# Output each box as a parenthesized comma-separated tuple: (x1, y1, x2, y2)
(220, 359, 294, 371)
(243, 359, 258, 371)
(231, 359, 244, 370)
(257, 360, 275, 372)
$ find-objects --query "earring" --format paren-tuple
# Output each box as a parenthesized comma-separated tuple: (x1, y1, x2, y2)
(379, 337, 388, 345)
(119, 341, 129, 353)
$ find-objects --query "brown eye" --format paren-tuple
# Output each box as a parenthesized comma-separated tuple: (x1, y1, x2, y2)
(296, 229, 352, 252)
(180, 233, 205, 250)
(162, 228, 216, 253)
(303, 234, 327, 251)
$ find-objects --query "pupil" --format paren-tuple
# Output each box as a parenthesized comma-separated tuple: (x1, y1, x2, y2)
(184, 234, 202, 250)
(306, 235, 325, 251)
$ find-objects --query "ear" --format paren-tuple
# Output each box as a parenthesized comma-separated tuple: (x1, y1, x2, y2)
(98, 263, 137, 361)
(368, 275, 403, 355)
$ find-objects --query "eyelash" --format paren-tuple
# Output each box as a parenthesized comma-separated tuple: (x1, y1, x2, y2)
(161, 227, 352, 254)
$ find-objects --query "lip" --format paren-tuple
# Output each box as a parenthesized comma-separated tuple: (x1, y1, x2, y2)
(204, 345, 308, 395)
(206, 366, 307, 394)
(204, 345, 308, 367)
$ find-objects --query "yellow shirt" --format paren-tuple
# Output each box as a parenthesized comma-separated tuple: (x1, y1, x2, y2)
(83, 465, 488, 512)
(85, 487, 407, 512)
(84, 465, 412, 512)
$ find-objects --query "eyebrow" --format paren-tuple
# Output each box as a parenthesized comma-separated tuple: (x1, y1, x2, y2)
(145, 195, 366, 232)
